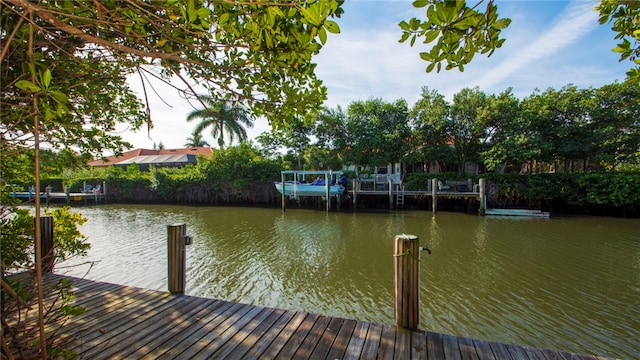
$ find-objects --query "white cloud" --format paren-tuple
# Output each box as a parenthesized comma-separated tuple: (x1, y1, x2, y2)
(474, 0, 599, 91)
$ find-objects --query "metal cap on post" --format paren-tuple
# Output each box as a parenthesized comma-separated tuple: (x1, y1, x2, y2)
(394, 234, 420, 329)
(168, 223, 190, 294)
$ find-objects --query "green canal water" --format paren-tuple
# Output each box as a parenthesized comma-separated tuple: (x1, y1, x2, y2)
(57, 205, 640, 358)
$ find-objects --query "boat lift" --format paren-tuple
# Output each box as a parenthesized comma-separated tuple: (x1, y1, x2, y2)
(278, 170, 343, 212)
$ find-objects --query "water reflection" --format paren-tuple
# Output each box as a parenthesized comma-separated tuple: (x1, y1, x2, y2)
(53, 205, 640, 358)
(273, 212, 343, 271)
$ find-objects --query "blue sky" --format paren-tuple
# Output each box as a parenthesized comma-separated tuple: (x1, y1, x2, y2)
(121, 0, 630, 150)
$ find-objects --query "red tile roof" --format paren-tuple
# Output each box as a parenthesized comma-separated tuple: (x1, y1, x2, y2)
(88, 147, 213, 167)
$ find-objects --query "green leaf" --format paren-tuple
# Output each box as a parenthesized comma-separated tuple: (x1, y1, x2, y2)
(270, 6, 284, 18)
(419, 52, 432, 61)
(409, 17, 420, 31)
(424, 30, 439, 43)
(324, 20, 340, 34)
(219, 12, 229, 26)
(493, 18, 511, 30)
(42, 69, 51, 89)
(187, 0, 196, 22)
(413, 0, 429, 8)
(300, 6, 320, 26)
(318, 26, 327, 45)
(50, 90, 68, 103)
(15, 80, 41, 93)
(196, 7, 211, 19)
(613, 45, 627, 53)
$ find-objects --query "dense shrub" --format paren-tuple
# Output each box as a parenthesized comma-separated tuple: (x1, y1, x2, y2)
(482, 172, 640, 207)
(64, 144, 282, 204)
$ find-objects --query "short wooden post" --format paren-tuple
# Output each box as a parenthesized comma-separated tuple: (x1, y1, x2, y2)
(479, 178, 486, 215)
(394, 234, 420, 329)
(431, 178, 438, 214)
(352, 179, 358, 209)
(388, 179, 394, 211)
(281, 172, 286, 211)
(45, 185, 51, 206)
(325, 173, 330, 212)
(168, 223, 187, 294)
(39, 216, 55, 273)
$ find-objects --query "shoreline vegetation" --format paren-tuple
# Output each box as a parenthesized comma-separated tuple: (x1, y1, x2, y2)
(34, 161, 640, 218)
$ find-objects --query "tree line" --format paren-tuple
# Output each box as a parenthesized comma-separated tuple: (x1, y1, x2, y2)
(254, 81, 639, 175)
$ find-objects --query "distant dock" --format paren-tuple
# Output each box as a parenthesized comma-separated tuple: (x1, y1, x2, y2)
(352, 177, 486, 213)
(9, 185, 105, 205)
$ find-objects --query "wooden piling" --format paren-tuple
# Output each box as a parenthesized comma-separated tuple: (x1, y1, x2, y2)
(394, 234, 420, 329)
(388, 179, 393, 211)
(39, 216, 55, 273)
(431, 178, 438, 214)
(168, 223, 187, 294)
(325, 173, 330, 213)
(479, 178, 486, 215)
(352, 179, 358, 209)
(281, 172, 286, 211)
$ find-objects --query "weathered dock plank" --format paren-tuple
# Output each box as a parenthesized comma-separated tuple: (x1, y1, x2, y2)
(21, 275, 614, 360)
(325, 318, 358, 360)
(488, 340, 514, 360)
(273, 312, 320, 359)
(223, 307, 286, 360)
(443, 333, 463, 360)
(177, 302, 256, 359)
(152, 300, 236, 359)
(427, 330, 446, 359)
(344, 320, 371, 359)
(85, 295, 208, 359)
(190, 304, 265, 359)
(308, 316, 343, 359)
(411, 329, 428, 360)
(293, 314, 332, 358)
(393, 328, 412, 360)
(245, 309, 297, 359)
(361, 322, 383, 359)
(258, 311, 310, 359)
(209, 306, 277, 360)
(459, 336, 480, 360)
(378, 324, 397, 360)
(472, 338, 497, 360)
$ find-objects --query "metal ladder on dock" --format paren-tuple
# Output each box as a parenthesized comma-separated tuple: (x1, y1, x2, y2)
(396, 187, 405, 209)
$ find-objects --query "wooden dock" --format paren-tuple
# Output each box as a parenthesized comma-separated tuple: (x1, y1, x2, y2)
(9, 191, 104, 205)
(352, 177, 484, 212)
(27, 274, 610, 360)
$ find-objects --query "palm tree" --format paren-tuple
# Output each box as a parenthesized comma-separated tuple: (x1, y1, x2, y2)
(186, 96, 253, 149)
(184, 131, 210, 148)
